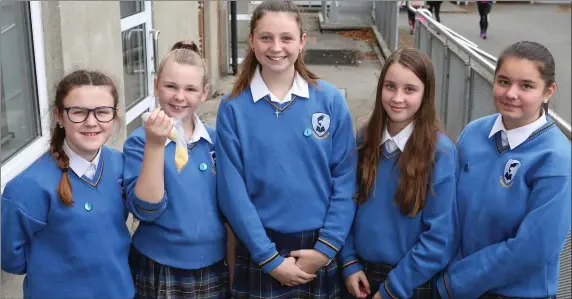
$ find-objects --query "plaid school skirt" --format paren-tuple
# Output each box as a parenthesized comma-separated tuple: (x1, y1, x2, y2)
(233, 229, 340, 299)
(129, 245, 230, 299)
(360, 262, 432, 299)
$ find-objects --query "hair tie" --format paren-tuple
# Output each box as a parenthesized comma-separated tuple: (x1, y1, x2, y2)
(62, 167, 69, 173)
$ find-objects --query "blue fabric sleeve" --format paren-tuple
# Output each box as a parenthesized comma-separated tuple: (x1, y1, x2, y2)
(123, 132, 168, 222)
(441, 175, 571, 298)
(314, 92, 358, 259)
(216, 101, 283, 273)
(381, 171, 458, 299)
(339, 231, 364, 278)
(1, 177, 49, 274)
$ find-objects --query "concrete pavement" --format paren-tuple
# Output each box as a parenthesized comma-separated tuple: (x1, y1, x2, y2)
(400, 2, 572, 123)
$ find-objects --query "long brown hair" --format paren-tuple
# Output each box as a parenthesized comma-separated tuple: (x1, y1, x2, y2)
(51, 70, 119, 206)
(228, 0, 319, 99)
(356, 48, 440, 217)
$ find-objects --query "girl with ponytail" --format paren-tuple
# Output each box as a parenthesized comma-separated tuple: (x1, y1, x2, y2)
(123, 40, 231, 299)
(1, 70, 133, 299)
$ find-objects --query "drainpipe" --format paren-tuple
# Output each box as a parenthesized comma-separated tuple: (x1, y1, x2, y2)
(230, 1, 238, 75)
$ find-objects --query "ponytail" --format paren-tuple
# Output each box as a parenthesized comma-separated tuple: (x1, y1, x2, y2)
(50, 125, 73, 206)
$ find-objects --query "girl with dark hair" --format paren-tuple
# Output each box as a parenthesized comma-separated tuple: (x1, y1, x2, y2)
(435, 41, 570, 299)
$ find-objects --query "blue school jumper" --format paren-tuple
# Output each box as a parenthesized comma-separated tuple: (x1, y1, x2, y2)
(436, 114, 571, 299)
(216, 79, 357, 273)
(123, 124, 226, 270)
(1, 147, 133, 299)
(340, 132, 458, 299)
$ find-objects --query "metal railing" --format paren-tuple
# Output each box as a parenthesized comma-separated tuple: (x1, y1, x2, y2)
(372, 1, 399, 51)
(407, 3, 571, 140)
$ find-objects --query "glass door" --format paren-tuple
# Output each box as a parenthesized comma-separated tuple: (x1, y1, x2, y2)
(120, 1, 158, 134)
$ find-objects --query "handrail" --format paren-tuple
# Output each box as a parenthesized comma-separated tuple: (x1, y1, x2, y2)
(406, 2, 572, 139)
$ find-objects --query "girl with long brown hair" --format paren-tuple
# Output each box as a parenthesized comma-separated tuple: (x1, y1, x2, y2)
(1, 70, 133, 298)
(339, 48, 458, 299)
(216, 1, 357, 298)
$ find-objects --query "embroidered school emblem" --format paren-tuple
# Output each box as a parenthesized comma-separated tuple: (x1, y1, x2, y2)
(312, 113, 331, 139)
(209, 151, 217, 175)
(500, 159, 521, 187)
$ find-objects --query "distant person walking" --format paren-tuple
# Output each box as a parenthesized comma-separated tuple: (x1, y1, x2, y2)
(427, 1, 442, 22)
(477, 0, 493, 39)
(406, 1, 426, 34)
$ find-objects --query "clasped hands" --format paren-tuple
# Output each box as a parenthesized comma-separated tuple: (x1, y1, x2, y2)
(269, 249, 330, 286)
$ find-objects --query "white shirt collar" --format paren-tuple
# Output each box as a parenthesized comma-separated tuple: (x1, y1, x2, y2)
(165, 114, 213, 146)
(250, 67, 310, 103)
(63, 140, 101, 177)
(381, 121, 415, 152)
(488, 110, 547, 150)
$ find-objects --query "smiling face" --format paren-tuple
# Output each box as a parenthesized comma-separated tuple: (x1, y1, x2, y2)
(381, 63, 425, 134)
(155, 59, 208, 120)
(55, 86, 116, 161)
(249, 11, 307, 76)
(493, 57, 555, 129)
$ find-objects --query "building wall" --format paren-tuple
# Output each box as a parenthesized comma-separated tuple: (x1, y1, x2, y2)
(0, 1, 215, 297)
(152, 1, 200, 59)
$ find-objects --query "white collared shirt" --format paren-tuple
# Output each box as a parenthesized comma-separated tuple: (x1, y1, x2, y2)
(63, 140, 101, 179)
(250, 67, 310, 104)
(165, 114, 213, 146)
(380, 122, 415, 153)
(488, 111, 547, 150)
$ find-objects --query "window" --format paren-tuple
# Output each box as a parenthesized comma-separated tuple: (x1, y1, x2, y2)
(0, 2, 40, 163)
(120, 1, 156, 132)
(1, 2, 49, 190)
(120, 1, 144, 18)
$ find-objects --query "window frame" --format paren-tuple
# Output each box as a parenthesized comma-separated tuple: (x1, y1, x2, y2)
(1, 2, 50, 191)
(121, 1, 156, 126)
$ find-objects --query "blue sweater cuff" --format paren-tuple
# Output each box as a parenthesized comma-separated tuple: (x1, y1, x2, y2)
(342, 260, 363, 278)
(378, 282, 398, 299)
(133, 193, 167, 215)
(314, 237, 339, 259)
(259, 252, 284, 273)
(436, 273, 452, 299)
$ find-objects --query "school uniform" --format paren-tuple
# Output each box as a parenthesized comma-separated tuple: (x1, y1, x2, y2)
(339, 123, 458, 299)
(1, 144, 133, 299)
(123, 114, 228, 299)
(216, 68, 358, 299)
(436, 112, 571, 299)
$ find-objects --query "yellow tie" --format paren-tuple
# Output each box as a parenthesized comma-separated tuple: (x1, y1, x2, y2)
(172, 121, 188, 172)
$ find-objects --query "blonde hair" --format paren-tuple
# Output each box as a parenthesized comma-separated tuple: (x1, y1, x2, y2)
(157, 40, 208, 88)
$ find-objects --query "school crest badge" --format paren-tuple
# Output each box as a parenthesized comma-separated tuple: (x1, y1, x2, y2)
(500, 159, 521, 187)
(312, 113, 331, 139)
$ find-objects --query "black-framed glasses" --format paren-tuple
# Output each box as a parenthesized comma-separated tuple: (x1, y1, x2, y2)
(63, 106, 117, 123)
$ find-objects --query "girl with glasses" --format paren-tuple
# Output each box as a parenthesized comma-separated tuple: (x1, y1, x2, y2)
(1, 70, 134, 299)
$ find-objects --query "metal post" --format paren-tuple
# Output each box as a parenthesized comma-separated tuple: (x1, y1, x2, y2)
(230, 0, 238, 75)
